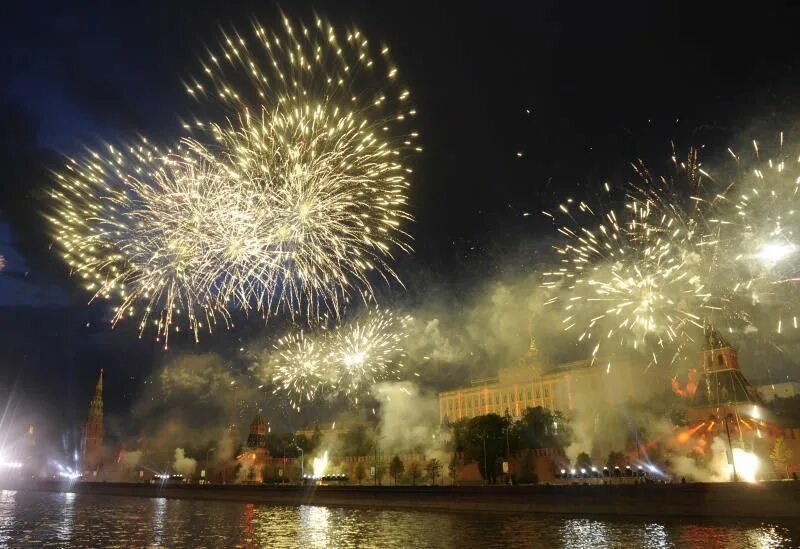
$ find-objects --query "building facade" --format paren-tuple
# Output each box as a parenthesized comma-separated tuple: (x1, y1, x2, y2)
(438, 344, 634, 423)
(756, 381, 800, 402)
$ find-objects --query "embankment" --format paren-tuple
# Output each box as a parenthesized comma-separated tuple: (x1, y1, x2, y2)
(6, 481, 800, 519)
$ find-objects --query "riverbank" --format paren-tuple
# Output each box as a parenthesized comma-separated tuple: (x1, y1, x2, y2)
(4, 480, 800, 519)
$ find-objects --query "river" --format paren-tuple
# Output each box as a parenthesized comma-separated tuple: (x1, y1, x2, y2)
(0, 489, 797, 548)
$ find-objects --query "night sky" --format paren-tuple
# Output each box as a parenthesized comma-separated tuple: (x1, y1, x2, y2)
(2, 1, 800, 439)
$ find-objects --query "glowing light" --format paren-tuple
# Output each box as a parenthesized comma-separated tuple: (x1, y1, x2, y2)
(312, 451, 329, 478)
(756, 243, 796, 264)
(732, 448, 759, 483)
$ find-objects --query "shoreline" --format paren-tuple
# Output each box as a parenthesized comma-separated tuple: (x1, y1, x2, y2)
(4, 481, 800, 519)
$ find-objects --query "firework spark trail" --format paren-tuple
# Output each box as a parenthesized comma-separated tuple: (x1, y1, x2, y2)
(267, 308, 410, 410)
(543, 183, 714, 368)
(709, 133, 800, 334)
(48, 15, 418, 345)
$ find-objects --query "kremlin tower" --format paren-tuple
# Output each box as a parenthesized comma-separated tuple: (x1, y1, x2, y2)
(238, 414, 270, 482)
(81, 369, 104, 475)
(687, 324, 762, 422)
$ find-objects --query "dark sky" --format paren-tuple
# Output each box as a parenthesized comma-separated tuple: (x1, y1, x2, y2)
(2, 0, 800, 438)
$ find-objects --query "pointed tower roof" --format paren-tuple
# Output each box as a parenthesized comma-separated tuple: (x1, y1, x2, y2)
(95, 369, 104, 396)
(250, 414, 266, 429)
(246, 414, 268, 450)
(703, 323, 732, 351)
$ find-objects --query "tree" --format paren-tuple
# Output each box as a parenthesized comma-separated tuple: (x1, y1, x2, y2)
(453, 414, 507, 483)
(389, 455, 404, 485)
(426, 459, 442, 485)
(354, 461, 366, 484)
(341, 426, 373, 457)
(408, 461, 422, 485)
(517, 407, 572, 450)
(771, 436, 794, 478)
(575, 452, 593, 472)
(448, 454, 459, 484)
(606, 451, 626, 468)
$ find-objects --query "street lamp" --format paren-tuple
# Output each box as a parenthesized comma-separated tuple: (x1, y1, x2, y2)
(374, 435, 385, 486)
(204, 447, 216, 484)
(475, 434, 488, 485)
(295, 446, 304, 480)
(503, 410, 512, 485)
(723, 413, 738, 482)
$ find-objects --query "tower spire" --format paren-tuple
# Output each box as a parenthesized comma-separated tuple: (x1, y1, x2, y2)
(81, 369, 105, 475)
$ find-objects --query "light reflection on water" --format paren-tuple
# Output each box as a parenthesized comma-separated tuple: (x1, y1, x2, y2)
(0, 490, 796, 548)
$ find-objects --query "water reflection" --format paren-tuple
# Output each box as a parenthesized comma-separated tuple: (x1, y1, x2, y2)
(56, 491, 76, 544)
(0, 491, 795, 548)
(561, 518, 609, 548)
(299, 505, 332, 547)
(150, 497, 167, 547)
(0, 490, 15, 546)
(642, 523, 670, 549)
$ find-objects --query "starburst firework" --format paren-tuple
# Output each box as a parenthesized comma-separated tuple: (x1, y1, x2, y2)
(711, 133, 800, 333)
(185, 15, 419, 319)
(270, 330, 332, 408)
(48, 15, 418, 344)
(267, 308, 410, 410)
(544, 190, 713, 367)
(48, 143, 243, 347)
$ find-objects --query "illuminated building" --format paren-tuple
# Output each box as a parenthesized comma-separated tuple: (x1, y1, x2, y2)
(80, 369, 104, 475)
(237, 415, 270, 483)
(438, 340, 635, 423)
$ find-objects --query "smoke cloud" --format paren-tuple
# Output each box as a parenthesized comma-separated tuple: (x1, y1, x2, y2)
(172, 448, 198, 477)
(373, 381, 442, 458)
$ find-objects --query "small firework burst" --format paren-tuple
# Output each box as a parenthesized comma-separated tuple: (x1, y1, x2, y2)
(267, 308, 410, 410)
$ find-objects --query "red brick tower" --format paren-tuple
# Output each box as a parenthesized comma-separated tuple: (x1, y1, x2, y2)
(81, 369, 104, 475)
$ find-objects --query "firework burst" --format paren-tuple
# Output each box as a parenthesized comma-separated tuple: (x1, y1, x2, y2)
(184, 15, 419, 320)
(48, 15, 418, 344)
(270, 329, 332, 409)
(327, 308, 410, 403)
(267, 308, 410, 410)
(543, 185, 715, 368)
(48, 142, 244, 347)
(710, 133, 800, 334)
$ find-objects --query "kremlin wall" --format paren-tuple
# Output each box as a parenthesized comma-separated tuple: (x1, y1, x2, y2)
(68, 328, 800, 486)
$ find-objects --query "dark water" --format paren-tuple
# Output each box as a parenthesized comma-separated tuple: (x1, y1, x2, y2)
(0, 490, 798, 548)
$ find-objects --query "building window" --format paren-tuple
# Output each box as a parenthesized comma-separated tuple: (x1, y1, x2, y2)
(544, 387, 549, 398)
(535, 389, 541, 399)
(495, 395, 499, 404)
(527, 390, 532, 400)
